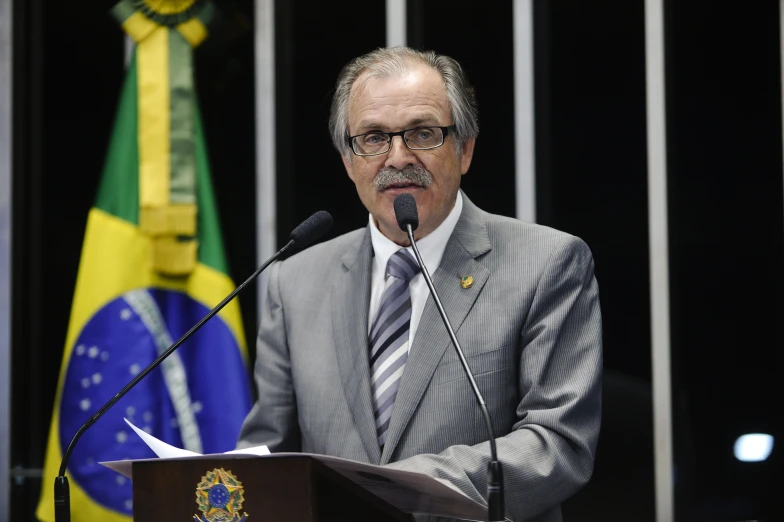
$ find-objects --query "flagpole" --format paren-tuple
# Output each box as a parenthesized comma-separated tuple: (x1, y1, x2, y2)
(255, 0, 277, 315)
(0, 0, 13, 519)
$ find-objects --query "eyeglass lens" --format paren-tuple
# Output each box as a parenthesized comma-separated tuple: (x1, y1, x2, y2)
(353, 127, 445, 155)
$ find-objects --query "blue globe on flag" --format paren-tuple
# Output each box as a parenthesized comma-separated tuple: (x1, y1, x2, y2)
(58, 288, 251, 514)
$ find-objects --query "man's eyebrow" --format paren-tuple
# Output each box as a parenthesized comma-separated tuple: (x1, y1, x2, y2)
(406, 117, 440, 127)
(355, 121, 385, 134)
(354, 116, 442, 134)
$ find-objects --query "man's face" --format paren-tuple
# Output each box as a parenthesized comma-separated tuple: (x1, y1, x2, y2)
(341, 65, 475, 244)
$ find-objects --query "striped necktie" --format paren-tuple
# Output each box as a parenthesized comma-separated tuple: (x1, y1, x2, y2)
(369, 248, 421, 447)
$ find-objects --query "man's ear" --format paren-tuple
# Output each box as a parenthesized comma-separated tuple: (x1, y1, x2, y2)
(341, 154, 355, 182)
(460, 138, 476, 175)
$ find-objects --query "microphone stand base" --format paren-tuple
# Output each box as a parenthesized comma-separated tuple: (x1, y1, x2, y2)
(54, 475, 71, 522)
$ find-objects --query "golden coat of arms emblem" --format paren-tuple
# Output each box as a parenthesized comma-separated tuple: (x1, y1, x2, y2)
(193, 468, 248, 522)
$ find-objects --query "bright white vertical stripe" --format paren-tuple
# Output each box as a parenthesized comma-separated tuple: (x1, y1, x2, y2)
(645, 0, 674, 521)
(255, 0, 277, 313)
(781, 0, 784, 222)
(513, 0, 536, 222)
(386, 0, 407, 48)
(0, 0, 12, 519)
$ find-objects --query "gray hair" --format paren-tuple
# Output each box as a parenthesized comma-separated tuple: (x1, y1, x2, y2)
(329, 47, 479, 158)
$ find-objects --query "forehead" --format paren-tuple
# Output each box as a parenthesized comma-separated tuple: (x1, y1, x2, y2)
(347, 65, 450, 131)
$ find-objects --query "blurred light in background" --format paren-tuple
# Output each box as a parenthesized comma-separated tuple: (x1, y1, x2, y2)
(733, 434, 774, 462)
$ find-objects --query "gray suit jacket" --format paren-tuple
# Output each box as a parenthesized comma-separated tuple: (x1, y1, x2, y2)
(238, 194, 603, 522)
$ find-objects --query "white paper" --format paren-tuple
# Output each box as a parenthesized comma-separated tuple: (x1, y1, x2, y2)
(222, 445, 271, 456)
(121, 418, 271, 459)
(123, 418, 200, 458)
(101, 453, 261, 479)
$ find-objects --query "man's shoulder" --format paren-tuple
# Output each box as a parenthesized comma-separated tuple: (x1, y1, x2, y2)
(277, 227, 366, 276)
(481, 208, 587, 250)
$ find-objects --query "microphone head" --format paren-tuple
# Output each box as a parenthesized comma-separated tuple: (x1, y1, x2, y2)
(289, 211, 333, 247)
(394, 193, 419, 232)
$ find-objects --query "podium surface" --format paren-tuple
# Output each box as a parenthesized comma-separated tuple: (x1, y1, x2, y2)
(110, 454, 488, 521)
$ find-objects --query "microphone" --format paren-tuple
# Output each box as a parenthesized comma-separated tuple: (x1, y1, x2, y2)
(289, 210, 334, 246)
(393, 194, 505, 522)
(54, 211, 333, 522)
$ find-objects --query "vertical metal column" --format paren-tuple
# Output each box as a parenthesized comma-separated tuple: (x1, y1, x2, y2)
(255, 0, 277, 313)
(0, 0, 13, 519)
(780, 0, 784, 232)
(386, 0, 406, 48)
(645, 0, 674, 520)
(513, 0, 536, 222)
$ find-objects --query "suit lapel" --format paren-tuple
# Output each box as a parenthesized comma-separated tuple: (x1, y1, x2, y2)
(331, 229, 382, 463)
(381, 195, 492, 464)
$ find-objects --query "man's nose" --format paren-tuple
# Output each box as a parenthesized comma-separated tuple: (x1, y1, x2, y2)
(383, 135, 418, 170)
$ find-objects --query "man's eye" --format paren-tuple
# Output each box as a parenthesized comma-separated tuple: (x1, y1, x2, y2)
(363, 134, 387, 145)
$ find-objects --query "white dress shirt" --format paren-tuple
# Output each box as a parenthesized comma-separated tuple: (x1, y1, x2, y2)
(368, 191, 464, 347)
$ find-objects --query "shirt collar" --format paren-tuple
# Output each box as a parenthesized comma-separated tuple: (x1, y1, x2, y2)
(369, 191, 464, 277)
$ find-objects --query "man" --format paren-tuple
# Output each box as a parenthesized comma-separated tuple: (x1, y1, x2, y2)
(238, 47, 602, 522)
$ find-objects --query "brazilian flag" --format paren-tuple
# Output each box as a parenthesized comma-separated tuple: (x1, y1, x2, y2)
(36, 2, 252, 520)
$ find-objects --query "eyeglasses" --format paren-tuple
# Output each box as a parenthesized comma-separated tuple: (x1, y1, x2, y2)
(347, 125, 456, 156)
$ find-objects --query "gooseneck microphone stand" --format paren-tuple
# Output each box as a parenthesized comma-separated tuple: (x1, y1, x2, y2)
(393, 194, 505, 522)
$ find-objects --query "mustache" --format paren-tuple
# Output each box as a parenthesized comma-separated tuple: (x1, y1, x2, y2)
(374, 165, 433, 191)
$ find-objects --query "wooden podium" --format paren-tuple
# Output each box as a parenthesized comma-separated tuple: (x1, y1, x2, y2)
(123, 454, 488, 522)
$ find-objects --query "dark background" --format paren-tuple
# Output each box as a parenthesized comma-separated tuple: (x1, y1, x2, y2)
(9, 0, 782, 520)
(666, 1, 782, 520)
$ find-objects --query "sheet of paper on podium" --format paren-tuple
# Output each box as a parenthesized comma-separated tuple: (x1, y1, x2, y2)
(100, 419, 488, 521)
(119, 417, 272, 458)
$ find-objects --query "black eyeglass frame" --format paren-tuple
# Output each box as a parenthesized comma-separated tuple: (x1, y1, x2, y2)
(346, 125, 456, 156)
